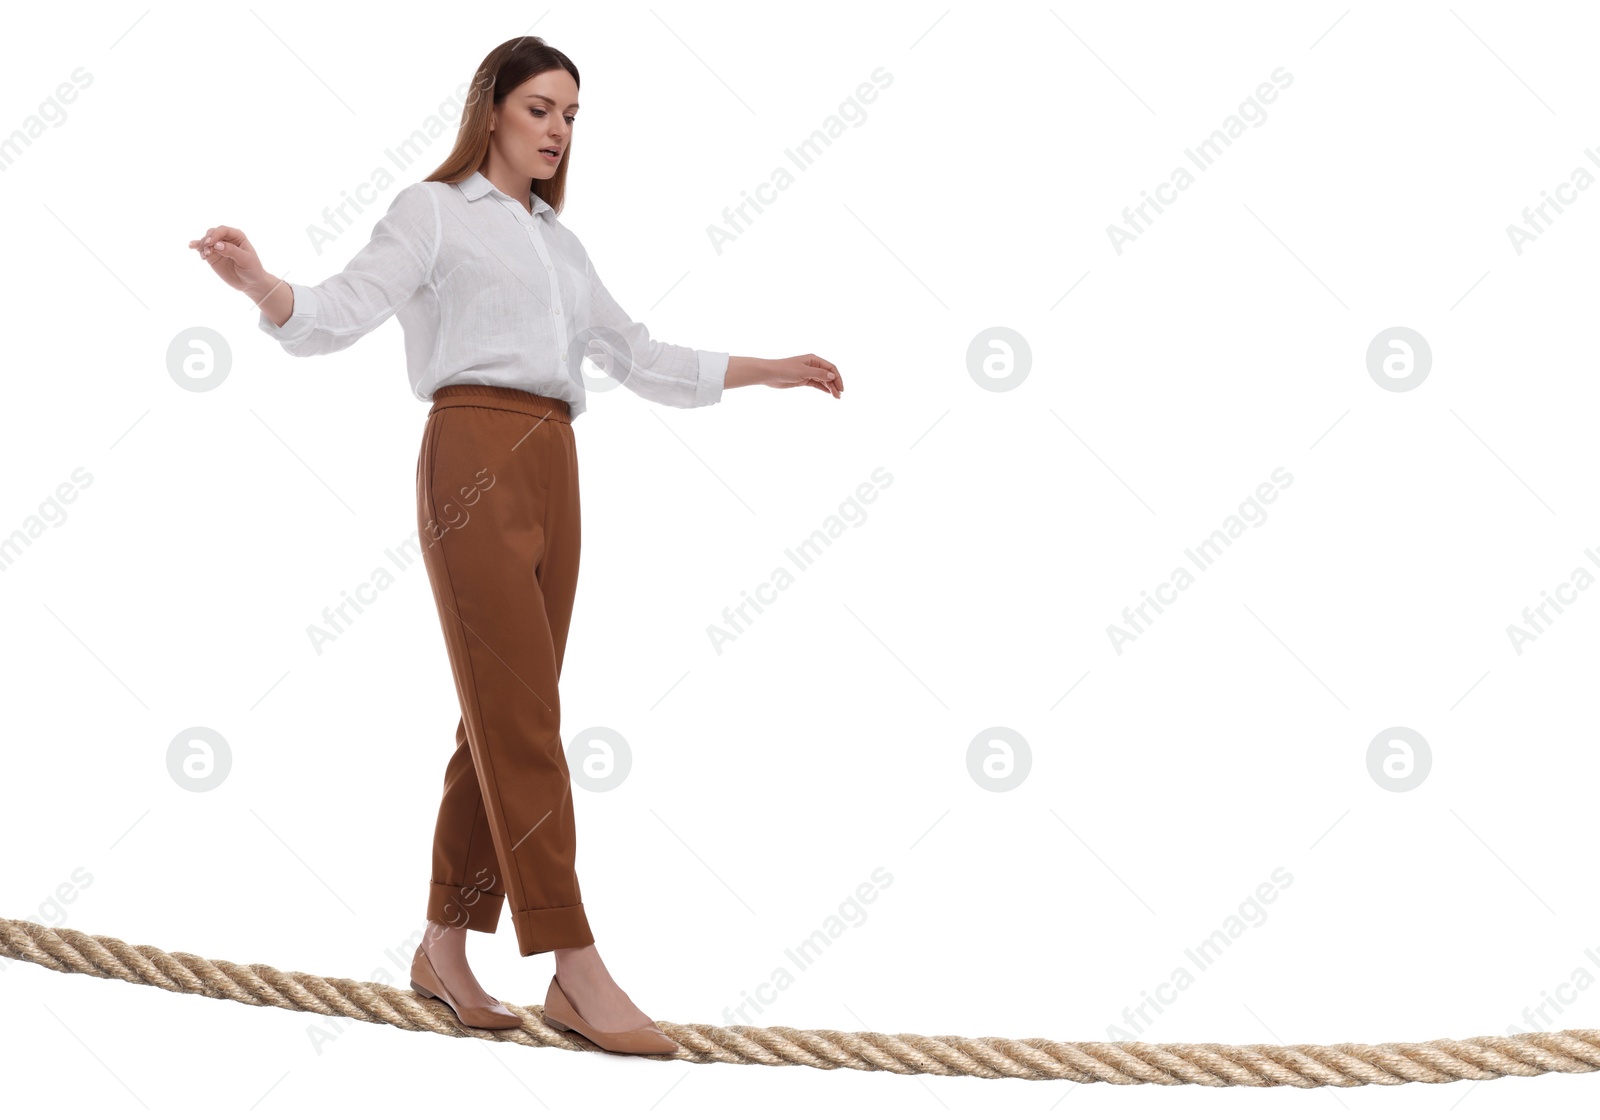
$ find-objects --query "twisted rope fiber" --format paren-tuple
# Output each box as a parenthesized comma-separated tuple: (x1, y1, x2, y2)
(6, 918, 1600, 1087)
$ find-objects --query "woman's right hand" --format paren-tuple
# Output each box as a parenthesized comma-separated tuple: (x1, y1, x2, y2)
(188, 226, 272, 294)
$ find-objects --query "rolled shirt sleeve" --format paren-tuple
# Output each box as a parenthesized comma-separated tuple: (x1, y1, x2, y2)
(582, 253, 727, 409)
(258, 182, 441, 356)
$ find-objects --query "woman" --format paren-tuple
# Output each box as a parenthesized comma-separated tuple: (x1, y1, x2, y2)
(189, 35, 841, 1056)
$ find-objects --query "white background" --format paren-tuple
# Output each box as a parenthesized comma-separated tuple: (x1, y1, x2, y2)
(3, 0, 1597, 1114)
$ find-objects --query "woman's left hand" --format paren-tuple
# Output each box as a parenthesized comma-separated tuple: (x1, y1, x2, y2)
(763, 354, 843, 398)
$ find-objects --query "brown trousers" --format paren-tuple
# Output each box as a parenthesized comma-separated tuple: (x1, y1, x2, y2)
(415, 383, 594, 956)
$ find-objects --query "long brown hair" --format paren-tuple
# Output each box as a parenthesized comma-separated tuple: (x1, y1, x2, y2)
(426, 37, 581, 214)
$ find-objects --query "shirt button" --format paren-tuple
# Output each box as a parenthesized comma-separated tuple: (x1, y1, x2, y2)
(561, 354, 567, 362)
(546, 264, 553, 271)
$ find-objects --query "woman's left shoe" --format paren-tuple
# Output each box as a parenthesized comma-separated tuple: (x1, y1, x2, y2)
(410, 942, 522, 1029)
(541, 975, 679, 1055)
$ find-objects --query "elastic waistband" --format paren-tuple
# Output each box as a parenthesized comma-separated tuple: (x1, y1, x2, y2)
(428, 382, 572, 424)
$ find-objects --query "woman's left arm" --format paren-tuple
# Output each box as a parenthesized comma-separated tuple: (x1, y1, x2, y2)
(579, 243, 844, 404)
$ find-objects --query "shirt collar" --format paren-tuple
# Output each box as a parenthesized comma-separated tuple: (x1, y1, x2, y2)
(459, 170, 552, 219)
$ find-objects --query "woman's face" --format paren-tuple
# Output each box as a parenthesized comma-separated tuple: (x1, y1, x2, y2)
(492, 68, 579, 182)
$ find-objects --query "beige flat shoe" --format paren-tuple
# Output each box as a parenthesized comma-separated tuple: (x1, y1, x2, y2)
(410, 942, 521, 1029)
(541, 975, 679, 1055)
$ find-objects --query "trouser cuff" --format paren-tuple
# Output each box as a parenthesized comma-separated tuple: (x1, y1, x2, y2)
(512, 903, 593, 956)
(427, 879, 505, 934)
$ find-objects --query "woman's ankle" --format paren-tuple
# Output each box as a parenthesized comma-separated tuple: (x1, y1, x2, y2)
(423, 919, 467, 955)
(552, 941, 599, 971)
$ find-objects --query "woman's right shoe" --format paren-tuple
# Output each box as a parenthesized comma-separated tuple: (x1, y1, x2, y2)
(410, 942, 522, 1029)
(541, 975, 679, 1055)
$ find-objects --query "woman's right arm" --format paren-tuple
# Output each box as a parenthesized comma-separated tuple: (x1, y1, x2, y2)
(191, 181, 441, 357)
(257, 273, 295, 330)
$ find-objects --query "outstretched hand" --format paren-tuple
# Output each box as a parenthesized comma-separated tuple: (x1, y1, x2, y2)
(187, 226, 273, 295)
(765, 354, 843, 398)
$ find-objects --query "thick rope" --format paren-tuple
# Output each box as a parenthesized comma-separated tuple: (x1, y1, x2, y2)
(4, 916, 1598, 1086)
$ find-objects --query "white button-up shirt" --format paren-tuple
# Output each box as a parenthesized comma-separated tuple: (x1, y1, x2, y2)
(257, 170, 727, 420)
